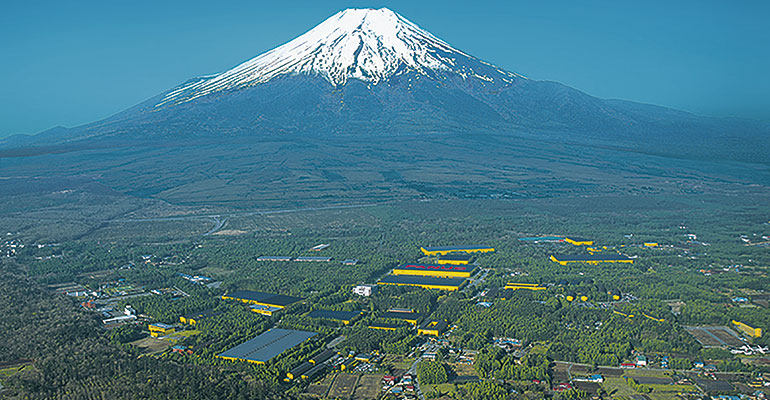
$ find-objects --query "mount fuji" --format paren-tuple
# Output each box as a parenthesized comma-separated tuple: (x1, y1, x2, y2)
(1, 8, 767, 207)
(5, 7, 765, 150)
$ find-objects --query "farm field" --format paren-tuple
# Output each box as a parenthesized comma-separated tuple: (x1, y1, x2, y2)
(353, 374, 383, 400)
(328, 373, 359, 398)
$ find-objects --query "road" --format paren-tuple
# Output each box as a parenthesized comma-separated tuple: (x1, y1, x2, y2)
(203, 217, 227, 236)
(406, 340, 438, 400)
(464, 267, 489, 295)
(108, 202, 384, 236)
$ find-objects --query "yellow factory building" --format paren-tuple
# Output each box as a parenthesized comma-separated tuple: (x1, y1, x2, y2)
(392, 264, 476, 278)
(505, 283, 546, 291)
(550, 254, 634, 266)
(437, 253, 472, 265)
(420, 245, 495, 256)
(418, 320, 448, 336)
(565, 237, 593, 246)
(148, 323, 175, 337)
(733, 320, 762, 338)
(378, 275, 466, 291)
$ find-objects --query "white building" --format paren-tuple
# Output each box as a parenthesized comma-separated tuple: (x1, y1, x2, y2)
(353, 284, 377, 297)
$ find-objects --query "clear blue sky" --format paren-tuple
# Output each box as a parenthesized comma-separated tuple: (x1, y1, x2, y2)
(1, 0, 768, 138)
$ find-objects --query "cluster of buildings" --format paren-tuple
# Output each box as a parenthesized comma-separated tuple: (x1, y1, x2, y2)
(177, 273, 216, 286)
(363, 308, 449, 337)
(517, 234, 639, 266)
(372, 245, 493, 292)
(1, 237, 24, 257)
(102, 305, 138, 326)
(285, 350, 382, 382)
(730, 344, 769, 355)
(257, 255, 334, 262)
(222, 290, 304, 316)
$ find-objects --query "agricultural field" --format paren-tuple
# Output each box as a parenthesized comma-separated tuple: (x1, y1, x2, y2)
(352, 374, 383, 399)
(328, 373, 359, 398)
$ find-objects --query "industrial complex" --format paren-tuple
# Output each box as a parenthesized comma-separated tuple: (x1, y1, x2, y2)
(377, 275, 467, 291)
(420, 245, 495, 256)
(391, 263, 477, 278)
(550, 254, 634, 265)
(221, 290, 304, 308)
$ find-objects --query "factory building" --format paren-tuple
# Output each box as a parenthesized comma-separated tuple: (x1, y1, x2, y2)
(437, 253, 472, 265)
(550, 254, 634, 265)
(221, 290, 303, 308)
(217, 328, 317, 364)
(378, 275, 466, 291)
(380, 309, 422, 325)
(286, 362, 313, 380)
(564, 237, 594, 246)
(180, 309, 221, 325)
(368, 322, 401, 331)
(505, 283, 546, 291)
(392, 263, 477, 278)
(310, 244, 330, 251)
(733, 320, 763, 338)
(257, 256, 293, 262)
(418, 320, 448, 336)
(148, 323, 175, 337)
(309, 349, 337, 364)
(302, 364, 326, 379)
(294, 256, 333, 262)
(250, 304, 282, 316)
(420, 245, 495, 256)
(307, 310, 363, 325)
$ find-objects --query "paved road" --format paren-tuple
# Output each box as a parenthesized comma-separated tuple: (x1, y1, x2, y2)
(407, 340, 438, 400)
(108, 202, 384, 236)
(203, 217, 227, 236)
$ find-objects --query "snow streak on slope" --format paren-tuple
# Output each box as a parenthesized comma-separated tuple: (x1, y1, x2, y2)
(158, 7, 523, 107)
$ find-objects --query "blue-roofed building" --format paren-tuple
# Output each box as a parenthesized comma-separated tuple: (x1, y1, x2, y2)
(217, 328, 317, 364)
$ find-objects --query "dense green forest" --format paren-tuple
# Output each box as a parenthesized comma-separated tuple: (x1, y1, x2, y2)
(1, 195, 769, 399)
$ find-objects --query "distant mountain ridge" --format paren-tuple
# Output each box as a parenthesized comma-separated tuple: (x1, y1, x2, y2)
(1, 7, 767, 166)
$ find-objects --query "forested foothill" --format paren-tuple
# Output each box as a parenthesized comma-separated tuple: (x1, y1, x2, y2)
(1, 193, 770, 399)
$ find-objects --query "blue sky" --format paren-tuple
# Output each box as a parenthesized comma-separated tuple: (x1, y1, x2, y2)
(1, 0, 768, 138)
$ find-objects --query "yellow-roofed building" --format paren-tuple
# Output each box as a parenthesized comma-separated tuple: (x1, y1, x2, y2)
(733, 320, 762, 338)
(148, 323, 175, 337)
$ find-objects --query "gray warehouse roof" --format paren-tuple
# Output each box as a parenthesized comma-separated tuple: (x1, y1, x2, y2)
(217, 328, 317, 364)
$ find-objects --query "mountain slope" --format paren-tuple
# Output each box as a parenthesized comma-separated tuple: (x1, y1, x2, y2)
(0, 7, 767, 166)
(156, 8, 521, 107)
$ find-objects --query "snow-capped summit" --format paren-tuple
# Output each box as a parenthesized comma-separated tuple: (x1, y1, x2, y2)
(158, 7, 523, 106)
